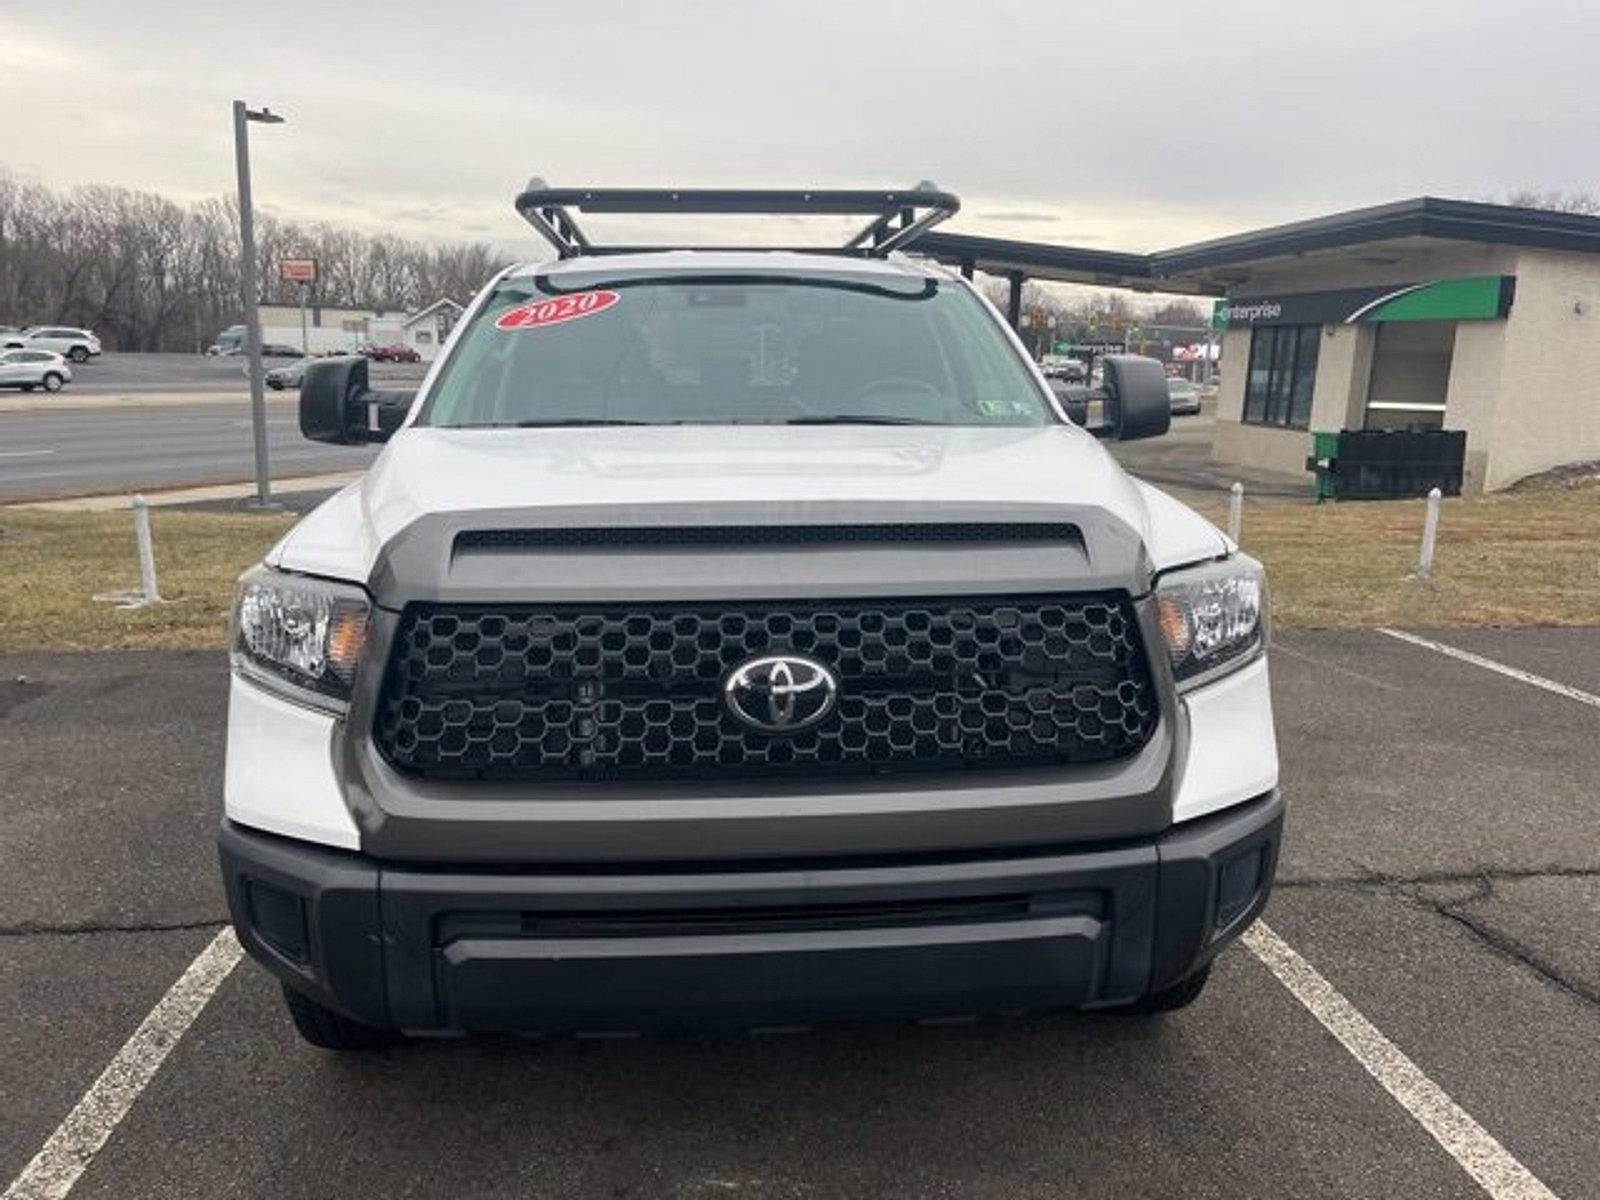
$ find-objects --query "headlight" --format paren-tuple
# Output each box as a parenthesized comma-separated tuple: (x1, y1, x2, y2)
(232, 566, 371, 712)
(1154, 555, 1267, 688)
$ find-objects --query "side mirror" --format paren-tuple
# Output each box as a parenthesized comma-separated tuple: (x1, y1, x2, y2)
(1098, 354, 1171, 441)
(299, 356, 415, 445)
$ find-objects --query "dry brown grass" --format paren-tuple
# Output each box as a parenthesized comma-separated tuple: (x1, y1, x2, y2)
(0, 507, 294, 652)
(1, 485, 1596, 652)
(1198, 484, 1600, 629)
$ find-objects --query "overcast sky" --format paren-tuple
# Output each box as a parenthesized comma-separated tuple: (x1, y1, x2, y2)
(4, 0, 1598, 258)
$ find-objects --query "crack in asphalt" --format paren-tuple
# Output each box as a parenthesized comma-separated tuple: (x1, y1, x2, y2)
(1276, 864, 1600, 1011)
(1427, 899, 1600, 1011)
(0, 916, 227, 939)
(1276, 864, 1600, 890)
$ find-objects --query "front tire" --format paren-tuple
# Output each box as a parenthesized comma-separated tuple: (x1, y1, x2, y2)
(281, 984, 401, 1051)
(1106, 965, 1212, 1015)
(42, 373, 63, 393)
(68, 346, 90, 363)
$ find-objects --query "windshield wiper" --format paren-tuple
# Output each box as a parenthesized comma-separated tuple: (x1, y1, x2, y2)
(783, 414, 941, 426)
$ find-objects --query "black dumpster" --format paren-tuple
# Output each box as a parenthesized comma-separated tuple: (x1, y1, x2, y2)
(1306, 429, 1466, 500)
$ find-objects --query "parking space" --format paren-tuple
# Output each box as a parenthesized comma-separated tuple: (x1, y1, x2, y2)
(61, 954, 1480, 1200)
(3, 628, 1598, 1198)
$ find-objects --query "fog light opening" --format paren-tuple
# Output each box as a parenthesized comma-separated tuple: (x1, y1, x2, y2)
(245, 878, 310, 964)
(1215, 846, 1266, 929)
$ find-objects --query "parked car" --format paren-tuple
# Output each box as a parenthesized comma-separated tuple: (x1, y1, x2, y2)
(364, 343, 421, 363)
(1167, 377, 1203, 416)
(0, 348, 72, 392)
(219, 184, 1279, 1050)
(4, 326, 100, 362)
(264, 358, 312, 390)
(228, 341, 302, 360)
(1040, 355, 1086, 383)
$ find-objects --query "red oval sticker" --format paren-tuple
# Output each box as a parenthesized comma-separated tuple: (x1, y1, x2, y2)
(495, 290, 620, 331)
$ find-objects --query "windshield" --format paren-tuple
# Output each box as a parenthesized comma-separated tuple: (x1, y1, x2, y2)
(421, 276, 1056, 428)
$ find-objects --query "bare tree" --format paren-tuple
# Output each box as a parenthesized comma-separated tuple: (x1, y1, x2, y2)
(0, 174, 516, 350)
(1495, 189, 1600, 216)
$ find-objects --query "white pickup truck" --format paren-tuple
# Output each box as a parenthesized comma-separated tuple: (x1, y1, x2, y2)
(218, 185, 1280, 1049)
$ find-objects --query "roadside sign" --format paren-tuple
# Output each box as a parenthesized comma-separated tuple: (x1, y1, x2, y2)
(279, 258, 318, 284)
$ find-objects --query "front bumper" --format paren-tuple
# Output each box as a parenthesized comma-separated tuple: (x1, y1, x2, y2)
(219, 790, 1282, 1034)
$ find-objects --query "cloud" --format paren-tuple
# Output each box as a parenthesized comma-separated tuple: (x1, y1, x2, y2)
(974, 211, 1060, 224)
(4, 0, 1599, 254)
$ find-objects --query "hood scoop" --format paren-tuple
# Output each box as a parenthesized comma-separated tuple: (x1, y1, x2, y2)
(366, 501, 1145, 607)
(453, 522, 1085, 553)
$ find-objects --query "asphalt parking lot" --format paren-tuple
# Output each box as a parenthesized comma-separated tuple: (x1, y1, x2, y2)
(3, 627, 1597, 1199)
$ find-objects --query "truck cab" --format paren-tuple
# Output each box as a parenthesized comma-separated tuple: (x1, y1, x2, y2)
(218, 185, 1280, 1048)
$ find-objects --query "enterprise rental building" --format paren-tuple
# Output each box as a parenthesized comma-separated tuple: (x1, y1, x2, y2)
(921, 198, 1600, 492)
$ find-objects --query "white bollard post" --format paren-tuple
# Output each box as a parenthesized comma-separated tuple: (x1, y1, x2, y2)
(1228, 481, 1244, 544)
(132, 495, 161, 603)
(1417, 487, 1442, 580)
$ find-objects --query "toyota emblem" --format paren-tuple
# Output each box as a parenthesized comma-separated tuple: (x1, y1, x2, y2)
(722, 654, 839, 734)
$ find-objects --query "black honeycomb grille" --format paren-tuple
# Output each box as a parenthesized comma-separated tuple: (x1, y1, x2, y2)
(374, 596, 1159, 782)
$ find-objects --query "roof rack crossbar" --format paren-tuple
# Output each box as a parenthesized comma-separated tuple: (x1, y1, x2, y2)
(514, 180, 959, 259)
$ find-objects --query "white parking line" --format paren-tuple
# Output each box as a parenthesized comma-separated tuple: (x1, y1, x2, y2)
(1245, 922, 1559, 1200)
(0, 449, 57, 458)
(2, 929, 241, 1200)
(1378, 628, 1600, 710)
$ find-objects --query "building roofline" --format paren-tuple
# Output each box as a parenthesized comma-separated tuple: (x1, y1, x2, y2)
(1151, 196, 1600, 274)
(403, 297, 465, 325)
(906, 198, 1600, 294)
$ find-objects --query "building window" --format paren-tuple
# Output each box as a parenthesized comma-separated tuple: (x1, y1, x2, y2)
(1243, 324, 1320, 429)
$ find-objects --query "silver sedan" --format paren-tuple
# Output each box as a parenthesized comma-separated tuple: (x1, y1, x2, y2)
(264, 357, 313, 390)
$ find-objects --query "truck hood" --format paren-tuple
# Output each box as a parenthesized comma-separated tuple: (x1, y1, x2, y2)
(268, 424, 1229, 583)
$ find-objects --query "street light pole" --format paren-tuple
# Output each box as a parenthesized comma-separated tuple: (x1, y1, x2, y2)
(232, 100, 284, 510)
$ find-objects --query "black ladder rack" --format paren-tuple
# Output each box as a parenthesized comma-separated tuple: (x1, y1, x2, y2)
(513, 179, 960, 259)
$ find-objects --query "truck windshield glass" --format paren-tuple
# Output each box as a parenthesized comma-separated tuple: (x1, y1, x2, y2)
(421, 277, 1055, 428)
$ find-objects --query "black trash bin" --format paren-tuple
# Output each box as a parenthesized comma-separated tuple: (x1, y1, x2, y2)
(1327, 429, 1466, 500)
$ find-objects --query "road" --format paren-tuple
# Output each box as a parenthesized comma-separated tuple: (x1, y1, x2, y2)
(3, 627, 1598, 1197)
(0, 396, 378, 501)
(56, 352, 263, 394)
(28, 351, 427, 395)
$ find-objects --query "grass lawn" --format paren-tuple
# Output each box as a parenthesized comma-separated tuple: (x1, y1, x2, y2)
(0, 484, 1596, 652)
(1195, 482, 1599, 630)
(0, 507, 296, 652)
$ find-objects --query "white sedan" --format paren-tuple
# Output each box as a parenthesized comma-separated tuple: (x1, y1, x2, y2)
(3, 326, 101, 362)
(0, 348, 73, 392)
